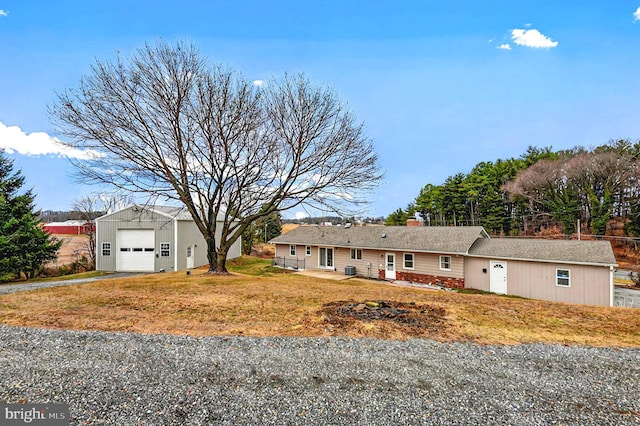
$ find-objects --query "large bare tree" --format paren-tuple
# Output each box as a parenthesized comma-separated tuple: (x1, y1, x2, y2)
(51, 41, 381, 272)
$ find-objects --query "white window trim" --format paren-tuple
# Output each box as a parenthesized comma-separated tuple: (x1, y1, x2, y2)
(289, 244, 296, 256)
(556, 268, 571, 287)
(403, 253, 415, 270)
(305, 246, 311, 256)
(160, 242, 171, 257)
(350, 248, 362, 261)
(102, 242, 111, 256)
(439, 255, 451, 271)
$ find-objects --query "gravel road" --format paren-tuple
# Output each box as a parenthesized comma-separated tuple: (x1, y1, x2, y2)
(0, 325, 638, 425)
(0, 273, 143, 295)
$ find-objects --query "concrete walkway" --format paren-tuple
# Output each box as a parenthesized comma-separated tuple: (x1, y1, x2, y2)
(295, 270, 354, 281)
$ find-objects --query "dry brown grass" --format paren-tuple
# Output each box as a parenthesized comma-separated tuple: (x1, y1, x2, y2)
(0, 258, 638, 347)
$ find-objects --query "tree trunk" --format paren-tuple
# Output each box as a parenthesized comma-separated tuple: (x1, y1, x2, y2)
(206, 238, 218, 272)
(205, 238, 230, 274)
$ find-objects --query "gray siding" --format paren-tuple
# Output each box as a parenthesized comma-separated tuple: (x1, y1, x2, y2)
(96, 207, 242, 272)
(175, 220, 242, 270)
(96, 208, 174, 272)
(465, 257, 612, 306)
(176, 220, 209, 270)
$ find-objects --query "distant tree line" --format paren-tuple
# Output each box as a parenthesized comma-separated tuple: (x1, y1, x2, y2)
(39, 210, 105, 223)
(281, 215, 386, 225)
(385, 140, 640, 237)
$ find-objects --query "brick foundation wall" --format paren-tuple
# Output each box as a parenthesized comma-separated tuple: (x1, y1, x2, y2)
(395, 271, 464, 289)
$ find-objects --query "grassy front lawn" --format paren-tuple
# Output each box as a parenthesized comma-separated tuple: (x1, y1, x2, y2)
(0, 256, 637, 347)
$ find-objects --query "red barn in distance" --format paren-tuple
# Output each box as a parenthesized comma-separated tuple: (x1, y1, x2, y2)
(43, 220, 95, 235)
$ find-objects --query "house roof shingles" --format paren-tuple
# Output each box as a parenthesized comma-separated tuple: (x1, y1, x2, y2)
(272, 225, 617, 266)
(270, 226, 489, 254)
(468, 237, 617, 266)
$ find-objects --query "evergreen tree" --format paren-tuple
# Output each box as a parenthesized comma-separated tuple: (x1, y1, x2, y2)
(384, 208, 409, 226)
(0, 151, 61, 280)
(241, 212, 282, 255)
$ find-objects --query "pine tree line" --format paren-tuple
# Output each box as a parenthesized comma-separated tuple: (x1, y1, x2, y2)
(386, 140, 640, 237)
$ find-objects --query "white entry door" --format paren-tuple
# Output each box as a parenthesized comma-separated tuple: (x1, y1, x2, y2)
(186, 245, 195, 269)
(385, 253, 396, 280)
(319, 247, 334, 269)
(490, 261, 507, 294)
(117, 229, 155, 272)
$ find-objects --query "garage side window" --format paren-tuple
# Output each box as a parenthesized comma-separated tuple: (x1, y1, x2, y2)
(289, 245, 296, 256)
(160, 242, 170, 257)
(306, 246, 311, 256)
(102, 242, 111, 256)
(556, 269, 570, 287)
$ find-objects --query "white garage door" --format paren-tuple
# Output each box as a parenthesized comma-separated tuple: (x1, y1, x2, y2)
(117, 229, 155, 272)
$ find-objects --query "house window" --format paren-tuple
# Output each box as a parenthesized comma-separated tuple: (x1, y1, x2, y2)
(556, 269, 570, 287)
(160, 242, 170, 257)
(403, 253, 414, 269)
(350, 248, 362, 260)
(440, 255, 451, 271)
(102, 242, 111, 256)
(290, 245, 296, 256)
(306, 246, 311, 256)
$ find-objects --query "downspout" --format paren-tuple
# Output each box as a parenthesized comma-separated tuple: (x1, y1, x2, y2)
(95, 220, 100, 271)
(609, 265, 614, 307)
(174, 218, 179, 272)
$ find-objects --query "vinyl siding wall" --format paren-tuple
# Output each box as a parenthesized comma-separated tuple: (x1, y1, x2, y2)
(96, 209, 174, 272)
(176, 220, 209, 270)
(396, 252, 464, 279)
(465, 257, 612, 306)
(274, 244, 464, 279)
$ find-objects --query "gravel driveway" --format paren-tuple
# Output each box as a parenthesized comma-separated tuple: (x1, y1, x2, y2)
(0, 272, 143, 295)
(0, 326, 638, 425)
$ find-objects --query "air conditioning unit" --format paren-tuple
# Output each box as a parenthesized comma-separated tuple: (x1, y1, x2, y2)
(345, 266, 356, 276)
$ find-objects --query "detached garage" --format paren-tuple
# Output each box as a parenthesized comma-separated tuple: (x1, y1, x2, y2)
(95, 205, 241, 273)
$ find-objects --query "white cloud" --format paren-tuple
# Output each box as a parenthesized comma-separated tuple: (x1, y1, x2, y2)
(497, 43, 512, 50)
(252, 80, 264, 87)
(0, 121, 97, 159)
(294, 211, 309, 220)
(511, 29, 558, 48)
(634, 7, 640, 22)
(0, 9, 7, 17)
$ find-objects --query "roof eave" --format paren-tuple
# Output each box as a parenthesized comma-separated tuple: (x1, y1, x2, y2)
(466, 253, 617, 268)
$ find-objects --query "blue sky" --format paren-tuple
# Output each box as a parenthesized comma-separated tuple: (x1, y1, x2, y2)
(2, 1, 640, 219)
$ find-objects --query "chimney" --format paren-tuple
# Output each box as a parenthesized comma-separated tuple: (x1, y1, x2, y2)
(406, 219, 422, 227)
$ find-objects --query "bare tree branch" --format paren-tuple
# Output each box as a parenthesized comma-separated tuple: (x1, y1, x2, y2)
(51, 41, 382, 272)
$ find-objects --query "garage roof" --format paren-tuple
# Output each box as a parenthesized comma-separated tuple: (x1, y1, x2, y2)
(468, 238, 617, 266)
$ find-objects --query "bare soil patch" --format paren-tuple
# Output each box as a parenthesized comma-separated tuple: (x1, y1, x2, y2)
(321, 300, 447, 339)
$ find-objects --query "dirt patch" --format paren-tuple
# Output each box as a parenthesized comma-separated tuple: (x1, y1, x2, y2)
(320, 300, 448, 338)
